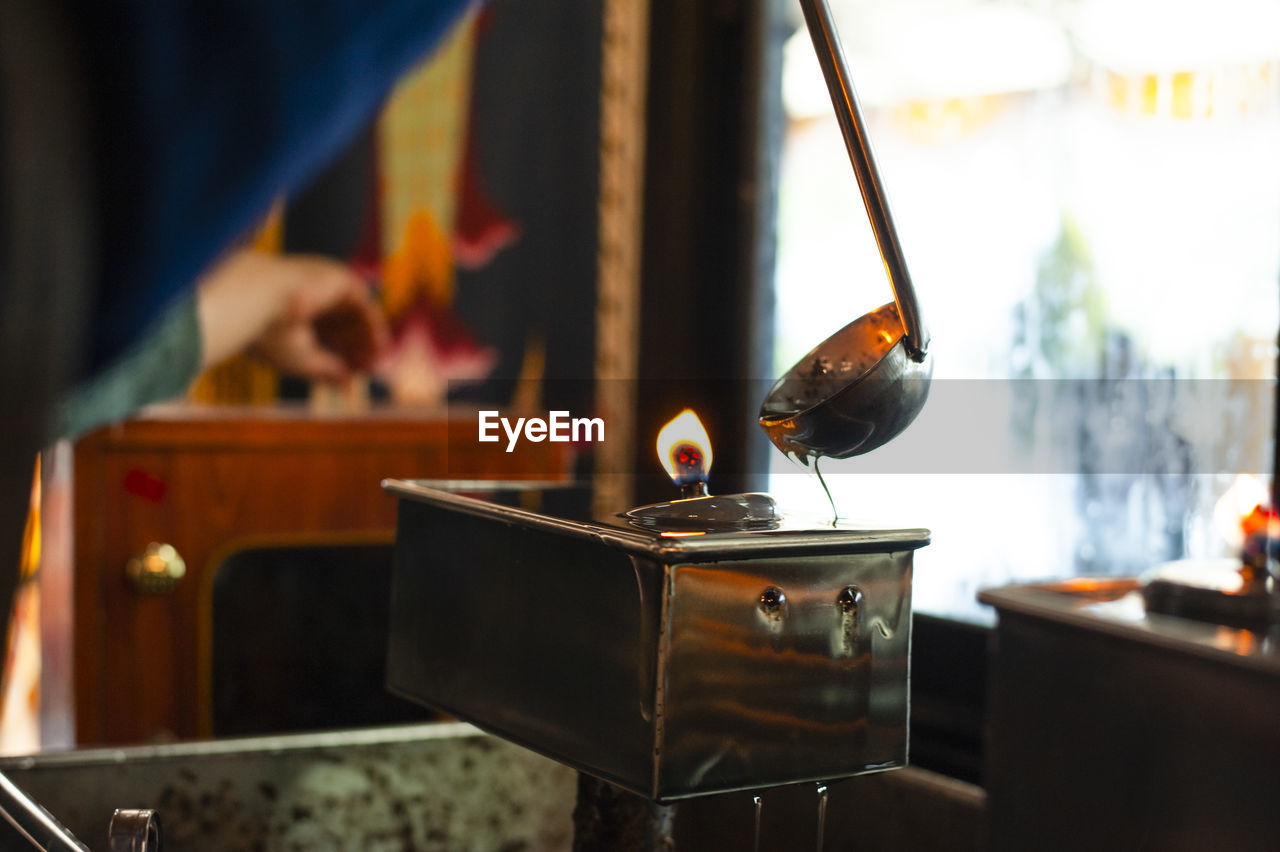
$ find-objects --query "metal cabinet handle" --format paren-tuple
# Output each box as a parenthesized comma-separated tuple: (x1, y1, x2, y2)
(125, 543, 186, 595)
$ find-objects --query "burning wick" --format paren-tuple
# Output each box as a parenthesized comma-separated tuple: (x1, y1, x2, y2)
(630, 407, 778, 530)
(670, 443, 708, 498)
(656, 408, 713, 498)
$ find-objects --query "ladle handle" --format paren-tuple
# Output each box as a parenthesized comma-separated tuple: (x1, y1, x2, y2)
(798, 0, 929, 359)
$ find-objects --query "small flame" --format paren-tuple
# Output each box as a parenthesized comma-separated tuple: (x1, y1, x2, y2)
(1213, 474, 1269, 552)
(656, 409, 713, 486)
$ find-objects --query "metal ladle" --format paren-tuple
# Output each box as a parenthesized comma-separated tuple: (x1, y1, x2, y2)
(759, 0, 932, 463)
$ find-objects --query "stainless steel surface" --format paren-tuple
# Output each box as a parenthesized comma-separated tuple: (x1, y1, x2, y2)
(979, 578, 1280, 674)
(108, 810, 162, 852)
(759, 303, 933, 462)
(797, 0, 926, 359)
(759, 0, 933, 463)
(1, 725, 984, 851)
(982, 578, 1280, 851)
(0, 770, 89, 851)
(623, 492, 780, 531)
(385, 481, 926, 801)
(0, 723, 577, 852)
(384, 479, 928, 559)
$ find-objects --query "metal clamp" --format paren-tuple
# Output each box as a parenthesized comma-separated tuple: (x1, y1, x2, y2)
(108, 809, 162, 852)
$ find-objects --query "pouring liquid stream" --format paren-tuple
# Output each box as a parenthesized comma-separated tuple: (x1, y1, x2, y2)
(816, 783, 829, 852)
(748, 784, 832, 851)
(814, 457, 839, 525)
(753, 795, 763, 852)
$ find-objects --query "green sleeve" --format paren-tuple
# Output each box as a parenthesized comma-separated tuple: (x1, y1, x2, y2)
(55, 292, 203, 440)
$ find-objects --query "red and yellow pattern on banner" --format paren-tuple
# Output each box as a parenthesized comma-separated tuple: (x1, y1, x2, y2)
(377, 9, 477, 321)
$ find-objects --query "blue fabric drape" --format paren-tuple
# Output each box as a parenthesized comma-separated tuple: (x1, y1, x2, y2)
(74, 0, 474, 374)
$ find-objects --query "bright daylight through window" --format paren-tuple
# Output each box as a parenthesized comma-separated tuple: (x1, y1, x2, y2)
(769, 0, 1280, 621)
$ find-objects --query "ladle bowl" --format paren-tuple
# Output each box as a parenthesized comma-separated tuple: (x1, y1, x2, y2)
(760, 302, 932, 462)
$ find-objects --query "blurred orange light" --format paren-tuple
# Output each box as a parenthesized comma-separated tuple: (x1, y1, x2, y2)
(1213, 474, 1268, 550)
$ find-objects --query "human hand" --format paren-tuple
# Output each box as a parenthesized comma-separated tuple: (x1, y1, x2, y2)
(196, 250, 389, 383)
(248, 257, 390, 383)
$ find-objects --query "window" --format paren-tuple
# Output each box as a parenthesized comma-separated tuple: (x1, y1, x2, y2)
(769, 0, 1280, 621)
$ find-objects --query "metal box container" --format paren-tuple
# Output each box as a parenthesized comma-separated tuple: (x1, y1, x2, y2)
(384, 480, 928, 801)
(981, 579, 1280, 851)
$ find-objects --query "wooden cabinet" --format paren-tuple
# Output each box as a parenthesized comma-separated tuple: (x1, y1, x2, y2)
(69, 404, 568, 745)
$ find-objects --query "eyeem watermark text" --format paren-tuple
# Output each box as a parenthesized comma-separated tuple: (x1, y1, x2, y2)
(478, 410, 605, 452)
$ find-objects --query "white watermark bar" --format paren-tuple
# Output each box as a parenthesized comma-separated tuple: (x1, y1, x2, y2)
(478, 410, 606, 453)
(446, 378, 1277, 476)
